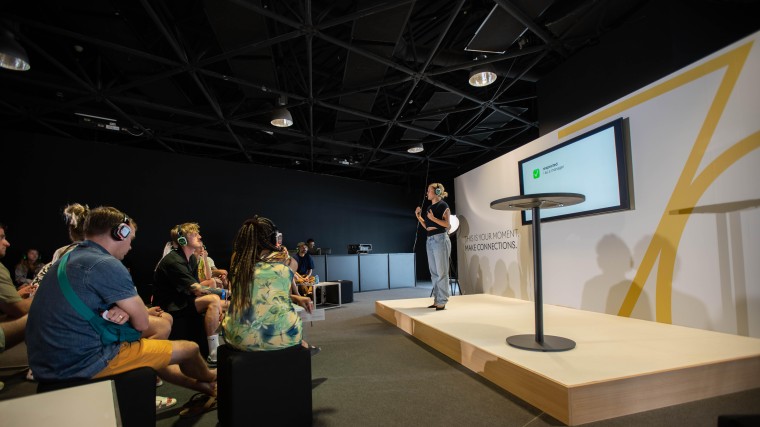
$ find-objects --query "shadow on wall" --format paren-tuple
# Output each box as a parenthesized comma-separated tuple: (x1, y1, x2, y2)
(708, 202, 758, 335)
(458, 212, 530, 299)
(634, 233, 711, 330)
(581, 234, 646, 318)
(494, 260, 513, 298)
(585, 232, 711, 329)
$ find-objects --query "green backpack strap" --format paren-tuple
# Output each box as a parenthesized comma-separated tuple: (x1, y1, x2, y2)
(56, 248, 97, 322)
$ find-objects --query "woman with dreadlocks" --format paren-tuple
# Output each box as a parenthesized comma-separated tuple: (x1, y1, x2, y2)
(222, 216, 319, 354)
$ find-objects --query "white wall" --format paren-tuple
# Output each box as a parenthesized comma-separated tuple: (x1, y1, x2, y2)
(455, 31, 760, 337)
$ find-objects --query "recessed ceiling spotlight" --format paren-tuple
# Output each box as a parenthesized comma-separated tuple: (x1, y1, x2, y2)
(407, 142, 424, 154)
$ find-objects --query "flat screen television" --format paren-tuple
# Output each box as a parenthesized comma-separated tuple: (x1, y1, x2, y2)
(518, 118, 631, 224)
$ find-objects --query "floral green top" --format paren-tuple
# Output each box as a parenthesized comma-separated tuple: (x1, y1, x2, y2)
(222, 261, 303, 351)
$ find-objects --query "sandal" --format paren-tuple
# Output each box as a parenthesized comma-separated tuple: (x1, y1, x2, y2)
(155, 395, 177, 410)
(179, 393, 217, 418)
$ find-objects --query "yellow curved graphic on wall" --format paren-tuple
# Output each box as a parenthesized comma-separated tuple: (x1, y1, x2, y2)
(559, 41, 757, 323)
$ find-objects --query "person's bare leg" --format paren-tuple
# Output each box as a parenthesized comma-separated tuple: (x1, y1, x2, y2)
(157, 340, 217, 395)
(156, 364, 216, 396)
(169, 340, 216, 381)
(195, 295, 221, 336)
(0, 315, 27, 350)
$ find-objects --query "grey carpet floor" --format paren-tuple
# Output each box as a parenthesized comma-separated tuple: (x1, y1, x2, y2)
(2, 285, 759, 426)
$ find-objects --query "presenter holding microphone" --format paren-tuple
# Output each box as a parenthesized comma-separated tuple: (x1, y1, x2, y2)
(415, 183, 451, 311)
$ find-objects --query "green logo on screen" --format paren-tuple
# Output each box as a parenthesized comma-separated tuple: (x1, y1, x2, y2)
(532, 169, 540, 179)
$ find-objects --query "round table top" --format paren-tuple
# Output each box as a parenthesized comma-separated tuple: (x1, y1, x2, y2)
(490, 193, 585, 211)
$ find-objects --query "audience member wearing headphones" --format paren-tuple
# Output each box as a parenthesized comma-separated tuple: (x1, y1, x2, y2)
(153, 222, 224, 366)
(222, 216, 319, 355)
(26, 203, 174, 387)
(414, 183, 452, 311)
(31, 203, 173, 340)
(14, 248, 43, 288)
(26, 207, 217, 396)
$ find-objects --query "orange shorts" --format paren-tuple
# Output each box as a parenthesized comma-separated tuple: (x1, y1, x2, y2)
(93, 338, 173, 378)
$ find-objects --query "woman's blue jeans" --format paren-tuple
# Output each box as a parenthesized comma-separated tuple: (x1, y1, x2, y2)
(426, 232, 451, 306)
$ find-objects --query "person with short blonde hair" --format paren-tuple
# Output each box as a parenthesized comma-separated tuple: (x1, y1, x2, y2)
(153, 222, 224, 366)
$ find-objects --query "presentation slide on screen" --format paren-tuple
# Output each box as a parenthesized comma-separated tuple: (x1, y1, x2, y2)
(521, 126, 621, 221)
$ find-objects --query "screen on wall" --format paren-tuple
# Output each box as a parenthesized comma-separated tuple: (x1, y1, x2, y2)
(518, 118, 631, 224)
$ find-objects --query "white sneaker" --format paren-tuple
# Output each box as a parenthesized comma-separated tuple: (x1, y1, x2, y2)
(206, 355, 217, 367)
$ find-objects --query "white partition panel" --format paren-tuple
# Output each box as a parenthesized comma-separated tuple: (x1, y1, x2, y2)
(326, 255, 360, 292)
(312, 255, 326, 281)
(389, 253, 415, 288)
(359, 254, 389, 291)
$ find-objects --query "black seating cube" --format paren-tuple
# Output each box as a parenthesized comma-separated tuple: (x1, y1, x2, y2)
(325, 279, 353, 304)
(167, 303, 209, 358)
(217, 344, 312, 426)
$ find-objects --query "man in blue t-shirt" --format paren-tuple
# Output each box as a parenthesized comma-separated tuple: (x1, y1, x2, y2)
(294, 242, 315, 278)
(27, 207, 216, 398)
(293, 242, 315, 295)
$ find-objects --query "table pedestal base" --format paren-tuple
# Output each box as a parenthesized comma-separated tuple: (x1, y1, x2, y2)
(506, 334, 576, 352)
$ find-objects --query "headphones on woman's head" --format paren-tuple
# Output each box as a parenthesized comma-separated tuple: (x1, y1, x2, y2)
(434, 184, 443, 196)
(176, 224, 187, 246)
(250, 216, 282, 250)
(271, 229, 282, 249)
(111, 215, 132, 241)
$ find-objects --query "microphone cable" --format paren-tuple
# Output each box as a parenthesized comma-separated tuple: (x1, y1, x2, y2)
(412, 158, 431, 253)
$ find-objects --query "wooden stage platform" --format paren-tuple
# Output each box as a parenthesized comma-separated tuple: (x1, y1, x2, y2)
(375, 294, 760, 425)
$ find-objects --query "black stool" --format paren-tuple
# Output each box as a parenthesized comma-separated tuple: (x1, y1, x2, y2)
(37, 366, 155, 427)
(326, 280, 354, 304)
(217, 344, 312, 426)
(167, 304, 209, 358)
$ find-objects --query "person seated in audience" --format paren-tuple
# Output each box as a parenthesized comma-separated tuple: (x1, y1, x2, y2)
(30, 203, 173, 338)
(26, 207, 216, 397)
(32, 203, 172, 395)
(153, 222, 224, 366)
(0, 314, 28, 391)
(197, 245, 229, 286)
(30, 203, 89, 292)
(195, 245, 230, 312)
(306, 238, 320, 255)
(0, 223, 34, 319)
(222, 216, 319, 355)
(0, 314, 27, 353)
(196, 245, 229, 291)
(14, 248, 43, 288)
(294, 242, 316, 296)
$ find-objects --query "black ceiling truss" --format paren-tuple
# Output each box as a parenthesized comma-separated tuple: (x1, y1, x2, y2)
(1, 0, 658, 185)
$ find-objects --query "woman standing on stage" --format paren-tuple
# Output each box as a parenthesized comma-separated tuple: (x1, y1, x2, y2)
(415, 183, 451, 310)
